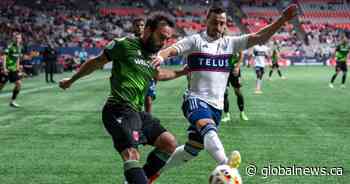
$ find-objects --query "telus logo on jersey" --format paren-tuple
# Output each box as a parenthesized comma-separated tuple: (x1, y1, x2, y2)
(254, 51, 267, 56)
(187, 53, 232, 72)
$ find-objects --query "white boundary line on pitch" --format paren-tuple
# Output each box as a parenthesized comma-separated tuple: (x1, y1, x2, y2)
(0, 76, 107, 98)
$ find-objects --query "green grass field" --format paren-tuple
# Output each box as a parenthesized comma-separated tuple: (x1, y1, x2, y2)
(0, 66, 349, 184)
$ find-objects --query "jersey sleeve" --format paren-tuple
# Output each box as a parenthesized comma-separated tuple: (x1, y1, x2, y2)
(172, 35, 196, 55)
(228, 35, 249, 54)
(104, 38, 125, 62)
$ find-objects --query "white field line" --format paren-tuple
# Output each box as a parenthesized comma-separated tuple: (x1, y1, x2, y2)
(0, 76, 106, 98)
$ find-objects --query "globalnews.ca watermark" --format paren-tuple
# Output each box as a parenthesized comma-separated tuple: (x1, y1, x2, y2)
(246, 163, 344, 178)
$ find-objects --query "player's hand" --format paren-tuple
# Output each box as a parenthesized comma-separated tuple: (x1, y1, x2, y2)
(233, 67, 240, 76)
(59, 78, 73, 90)
(181, 64, 190, 74)
(151, 55, 164, 69)
(281, 4, 298, 22)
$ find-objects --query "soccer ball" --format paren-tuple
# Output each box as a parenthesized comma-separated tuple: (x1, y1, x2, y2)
(209, 165, 242, 184)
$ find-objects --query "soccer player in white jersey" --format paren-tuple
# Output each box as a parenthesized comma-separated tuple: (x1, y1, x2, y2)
(252, 44, 270, 94)
(150, 4, 298, 179)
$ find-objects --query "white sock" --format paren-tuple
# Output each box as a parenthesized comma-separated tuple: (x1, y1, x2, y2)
(256, 79, 262, 90)
(160, 145, 196, 173)
(204, 130, 227, 165)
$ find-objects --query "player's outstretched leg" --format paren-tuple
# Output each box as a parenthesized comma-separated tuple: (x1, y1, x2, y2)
(329, 68, 340, 88)
(199, 120, 228, 165)
(10, 80, 21, 108)
(143, 132, 176, 184)
(341, 72, 347, 88)
(222, 90, 230, 122)
(255, 67, 264, 94)
(122, 148, 148, 184)
(278, 69, 285, 79)
(268, 69, 273, 80)
(160, 143, 198, 173)
(234, 88, 248, 121)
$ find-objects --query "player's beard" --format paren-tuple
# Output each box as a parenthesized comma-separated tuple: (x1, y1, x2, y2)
(144, 33, 162, 54)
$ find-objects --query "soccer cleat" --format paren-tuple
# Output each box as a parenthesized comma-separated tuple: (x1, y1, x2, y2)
(341, 84, 346, 89)
(329, 83, 334, 88)
(227, 150, 241, 169)
(254, 90, 263, 94)
(281, 76, 286, 80)
(221, 113, 231, 122)
(9, 101, 20, 108)
(240, 111, 249, 121)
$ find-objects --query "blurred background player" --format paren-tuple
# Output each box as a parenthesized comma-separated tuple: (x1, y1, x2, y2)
(43, 44, 57, 83)
(59, 13, 188, 184)
(0, 33, 23, 108)
(132, 17, 145, 38)
(268, 41, 286, 80)
(221, 50, 248, 122)
(329, 34, 350, 89)
(252, 43, 270, 94)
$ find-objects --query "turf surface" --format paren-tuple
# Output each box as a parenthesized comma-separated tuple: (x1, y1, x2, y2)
(0, 66, 349, 184)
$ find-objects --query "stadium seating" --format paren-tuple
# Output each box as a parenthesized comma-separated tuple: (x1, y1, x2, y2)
(0, 0, 349, 71)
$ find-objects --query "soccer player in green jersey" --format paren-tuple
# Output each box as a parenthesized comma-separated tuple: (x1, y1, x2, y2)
(268, 41, 285, 80)
(0, 33, 23, 108)
(222, 50, 249, 122)
(59, 14, 188, 184)
(132, 17, 158, 113)
(329, 34, 350, 88)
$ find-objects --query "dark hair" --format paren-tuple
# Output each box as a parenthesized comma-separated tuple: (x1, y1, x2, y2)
(145, 13, 175, 31)
(207, 5, 226, 18)
(132, 17, 144, 24)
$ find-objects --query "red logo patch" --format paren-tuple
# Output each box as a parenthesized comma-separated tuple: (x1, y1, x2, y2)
(132, 131, 139, 141)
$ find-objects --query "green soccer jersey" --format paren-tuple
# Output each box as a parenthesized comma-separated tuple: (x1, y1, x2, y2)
(335, 43, 350, 62)
(4, 42, 22, 72)
(104, 37, 157, 111)
(272, 48, 279, 63)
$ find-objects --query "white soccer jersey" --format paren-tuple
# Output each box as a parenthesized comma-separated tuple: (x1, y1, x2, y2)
(252, 45, 269, 67)
(172, 31, 248, 110)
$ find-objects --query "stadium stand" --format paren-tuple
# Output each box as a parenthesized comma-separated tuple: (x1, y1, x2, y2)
(0, 0, 349, 75)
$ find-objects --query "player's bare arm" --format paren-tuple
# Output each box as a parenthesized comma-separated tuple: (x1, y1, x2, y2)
(152, 46, 178, 67)
(247, 4, 298, 48)
(59, 52, 110, 90)
(2, 55, 8, 74)
(155, 64, 189, 81)
(16, 57, 21, 72)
